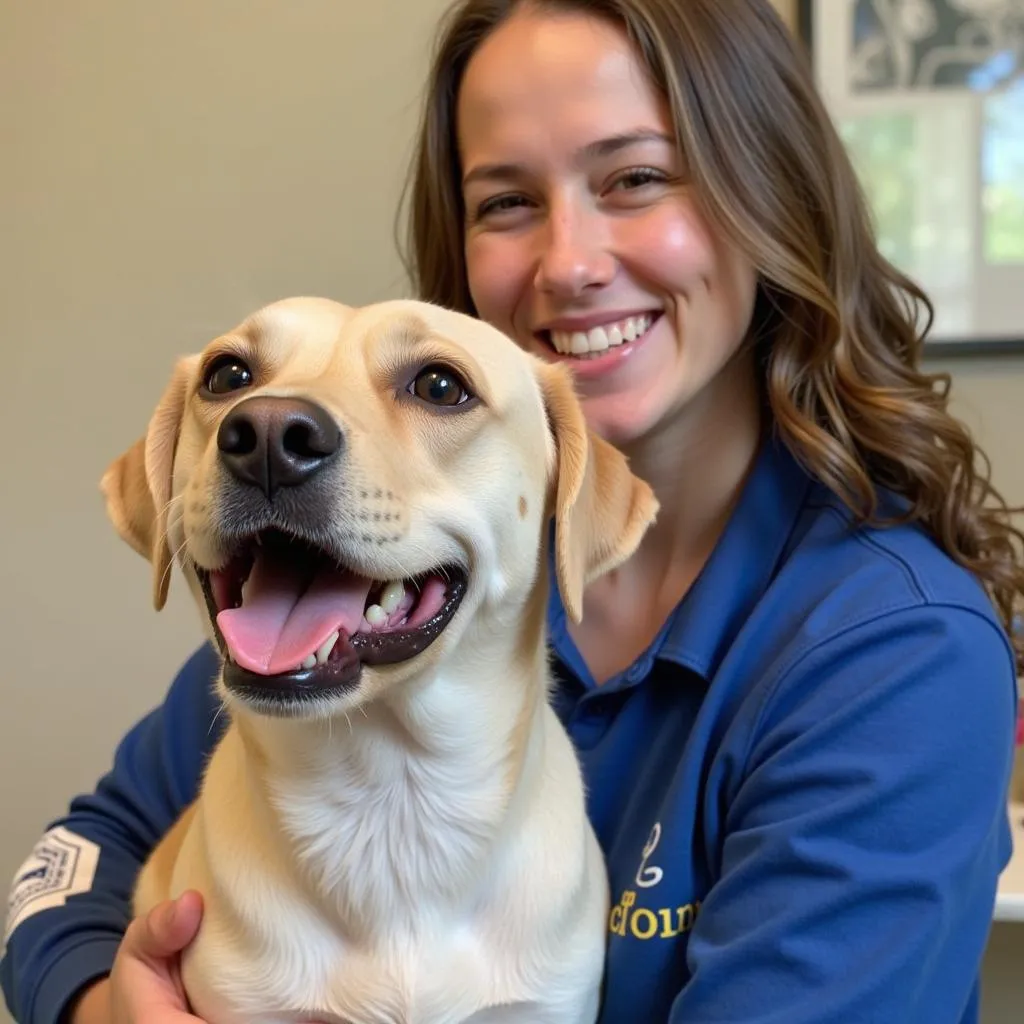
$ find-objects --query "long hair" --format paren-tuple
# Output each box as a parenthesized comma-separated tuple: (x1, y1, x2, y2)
(398, 0, 1024, 668)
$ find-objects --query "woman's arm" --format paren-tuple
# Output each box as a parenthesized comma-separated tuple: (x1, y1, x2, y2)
(671, 606, 1017, 1023)
(1, 644, 223, 1024)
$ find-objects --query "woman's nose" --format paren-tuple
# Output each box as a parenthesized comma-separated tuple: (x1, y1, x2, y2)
(533, 206, 615, 299)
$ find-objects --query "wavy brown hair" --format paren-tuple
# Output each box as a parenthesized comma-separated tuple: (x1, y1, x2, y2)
(398, 0, 1024, 668)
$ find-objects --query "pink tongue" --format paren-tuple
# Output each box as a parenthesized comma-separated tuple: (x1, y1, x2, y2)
(217, 553, 373, 676)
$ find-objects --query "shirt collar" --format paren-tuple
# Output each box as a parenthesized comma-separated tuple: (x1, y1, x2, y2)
(547, 430, 815, 688)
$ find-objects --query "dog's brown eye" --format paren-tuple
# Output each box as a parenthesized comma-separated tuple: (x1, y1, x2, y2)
(203, 356, 253, 396)
(409, 365, 472, 407)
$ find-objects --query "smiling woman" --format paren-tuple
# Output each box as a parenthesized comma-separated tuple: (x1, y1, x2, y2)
(453, 13, 759, 448)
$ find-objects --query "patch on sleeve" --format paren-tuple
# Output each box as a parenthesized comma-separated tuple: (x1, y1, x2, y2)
(3, 827, 100, 948)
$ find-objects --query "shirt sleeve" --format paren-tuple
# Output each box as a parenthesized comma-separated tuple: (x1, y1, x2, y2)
(1, 643, 222, 1024)
(671, 605, 1018, 1024)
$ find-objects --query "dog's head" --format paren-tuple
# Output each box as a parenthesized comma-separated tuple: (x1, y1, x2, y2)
(102, 297, 657, 718)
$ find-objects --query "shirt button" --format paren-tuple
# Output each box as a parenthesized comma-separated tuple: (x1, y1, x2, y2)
(625, 661, 650, 684)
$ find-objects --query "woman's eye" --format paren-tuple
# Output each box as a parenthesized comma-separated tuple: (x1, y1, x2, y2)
(409, 365, 473, 407)
(611, 167, 668, 191)
(203, 356, 253, 395)
(475, 194, 529, 219)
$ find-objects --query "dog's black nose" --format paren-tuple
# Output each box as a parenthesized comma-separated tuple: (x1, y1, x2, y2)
(217, 396, 342, 497)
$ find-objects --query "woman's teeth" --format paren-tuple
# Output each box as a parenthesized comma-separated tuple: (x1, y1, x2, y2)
(549, 314, 654, 357)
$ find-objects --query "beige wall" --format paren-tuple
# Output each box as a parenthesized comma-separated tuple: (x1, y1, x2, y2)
(1, 1, 1020, 1021)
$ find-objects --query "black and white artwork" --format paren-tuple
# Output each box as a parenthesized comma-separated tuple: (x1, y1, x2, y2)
(848, 0, 1023, 93)
(800, 0, 1024, 353)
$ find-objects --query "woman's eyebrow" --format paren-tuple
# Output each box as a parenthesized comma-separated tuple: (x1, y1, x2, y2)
(580, 129, 674, 159)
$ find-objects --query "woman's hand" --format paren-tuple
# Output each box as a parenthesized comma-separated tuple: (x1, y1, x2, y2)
(70, 891, 206, 1023)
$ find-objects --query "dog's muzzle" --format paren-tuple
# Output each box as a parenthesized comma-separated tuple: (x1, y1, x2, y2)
(193, 396, 468, 714)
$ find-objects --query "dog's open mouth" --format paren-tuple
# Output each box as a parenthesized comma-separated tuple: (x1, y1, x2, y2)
(194, 529, 467, 702)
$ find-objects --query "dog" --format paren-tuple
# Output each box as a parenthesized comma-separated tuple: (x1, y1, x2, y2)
(101, 296, 658, 1024)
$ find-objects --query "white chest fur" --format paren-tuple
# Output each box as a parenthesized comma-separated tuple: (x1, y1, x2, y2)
(170, 682, 608, 1024)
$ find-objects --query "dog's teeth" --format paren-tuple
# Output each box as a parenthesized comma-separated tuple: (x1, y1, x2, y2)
(301, 654, 317, 671)
(316, 631, 339, 666)
(379, 581, 405, 614)
(365, 604, 388, 626)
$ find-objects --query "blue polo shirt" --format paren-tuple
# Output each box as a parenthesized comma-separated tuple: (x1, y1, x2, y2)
(2, 436, 1017, 1024)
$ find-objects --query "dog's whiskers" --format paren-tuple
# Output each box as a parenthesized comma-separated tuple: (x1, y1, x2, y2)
(154, 503, 186, 566)
(160, 493, 185, 518)
(158, 534, 190, 594)
(387, 544, 455, 591)
(208, 700, 228, 738)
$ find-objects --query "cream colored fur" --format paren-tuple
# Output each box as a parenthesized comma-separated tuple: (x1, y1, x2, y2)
(101, 297, 658, 1024)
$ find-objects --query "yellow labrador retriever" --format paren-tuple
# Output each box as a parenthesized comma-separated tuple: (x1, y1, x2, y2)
(101, 297, 658, 1024)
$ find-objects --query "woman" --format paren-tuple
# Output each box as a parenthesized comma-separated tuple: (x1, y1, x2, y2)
(3, 1, 1020, 1021)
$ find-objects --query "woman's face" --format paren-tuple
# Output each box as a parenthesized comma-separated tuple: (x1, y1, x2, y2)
(457, 9, 759, 447)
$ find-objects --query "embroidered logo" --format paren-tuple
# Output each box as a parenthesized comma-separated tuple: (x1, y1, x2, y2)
(608, 819, 701, 941)
(3, 827, 100, 951)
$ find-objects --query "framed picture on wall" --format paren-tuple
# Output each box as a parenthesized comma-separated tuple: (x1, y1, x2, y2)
(798, 0, 1024, 355)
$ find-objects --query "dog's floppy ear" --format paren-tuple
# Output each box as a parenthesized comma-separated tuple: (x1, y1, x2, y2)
(538, 363, 659, 623)
(100, 357, 195, 611)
